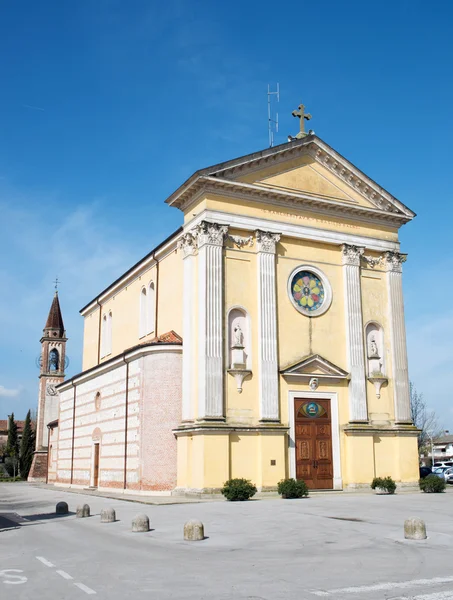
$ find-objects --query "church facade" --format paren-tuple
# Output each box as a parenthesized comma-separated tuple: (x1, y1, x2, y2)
(32, 127, 420, 493)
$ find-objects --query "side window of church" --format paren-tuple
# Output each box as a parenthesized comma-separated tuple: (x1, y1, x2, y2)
(139, 282, 155, 338)
(101, 313, 112, 357)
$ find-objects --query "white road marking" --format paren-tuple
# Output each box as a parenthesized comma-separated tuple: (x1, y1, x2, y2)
(0, 569, 27, 585)
(74, 582, 96, 595)
(56, 570, 73, 580)
(391, 593, 453, 600)
(36, 556, 55, 568)
(311, 576, 453, 596)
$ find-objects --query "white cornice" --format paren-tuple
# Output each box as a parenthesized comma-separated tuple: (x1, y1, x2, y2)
(172, 176, 411, 229)
(185, 209, 401, 252)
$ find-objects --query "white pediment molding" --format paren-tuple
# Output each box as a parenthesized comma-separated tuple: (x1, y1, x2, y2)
(166, 135, 415, 222)
(280, 354, 349, 383)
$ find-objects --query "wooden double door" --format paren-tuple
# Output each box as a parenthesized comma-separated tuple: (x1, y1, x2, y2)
(294, 398, 333, 489)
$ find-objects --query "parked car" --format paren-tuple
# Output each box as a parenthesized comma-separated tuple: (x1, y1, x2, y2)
(432, 467, 453, 482)
(420, 466, 432, 479)
(432, 461, 453, 470)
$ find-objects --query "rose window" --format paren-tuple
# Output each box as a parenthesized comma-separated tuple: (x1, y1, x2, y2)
(288, 266, 332, 317)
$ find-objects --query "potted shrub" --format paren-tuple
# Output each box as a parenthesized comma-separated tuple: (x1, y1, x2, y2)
(277, 478, 309, 499)
(221, 478, 257, 501)
(419, 474, 446, 493)
(371, 476, 396, 494)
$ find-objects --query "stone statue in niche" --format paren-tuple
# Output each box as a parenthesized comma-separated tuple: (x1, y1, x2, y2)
(366, 326, 384, 376)
(233, 324, 244, 347)
(368, 336, 380, 359)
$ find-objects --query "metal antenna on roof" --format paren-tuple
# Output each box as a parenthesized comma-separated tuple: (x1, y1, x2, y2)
(267, 83, 279, 147)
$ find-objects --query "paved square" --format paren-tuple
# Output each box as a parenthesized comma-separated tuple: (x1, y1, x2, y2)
(1, 483, 453, 599)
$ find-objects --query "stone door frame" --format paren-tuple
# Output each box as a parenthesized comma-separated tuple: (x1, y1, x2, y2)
(288, 390, 342, 490)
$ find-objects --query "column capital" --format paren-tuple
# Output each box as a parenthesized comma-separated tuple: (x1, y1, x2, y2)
(384, 251, 407, 273)
(341, 244, 365, 266)
(178, 232, 198, 257)
(195, 221, 228, 248)
(256, 230, 281, 253)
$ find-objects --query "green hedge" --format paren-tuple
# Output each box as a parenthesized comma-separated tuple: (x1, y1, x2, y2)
(419, 474, 446, 493)
(221, 478, 257, 501)
(277, 478, 309, 499)
(371, 476, 396, 494)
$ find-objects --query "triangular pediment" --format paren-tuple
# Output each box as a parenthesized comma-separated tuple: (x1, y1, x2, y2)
(280, 354, 349, 380)
(166, 135, 415, 225)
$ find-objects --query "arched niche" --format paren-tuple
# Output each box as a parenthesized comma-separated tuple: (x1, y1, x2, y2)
(365, 321, 385, 377)
(227, 307, 251, 369)
(49, 348, 59, 371)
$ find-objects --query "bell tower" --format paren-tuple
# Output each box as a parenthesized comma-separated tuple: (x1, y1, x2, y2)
(28, 290, 67, 481)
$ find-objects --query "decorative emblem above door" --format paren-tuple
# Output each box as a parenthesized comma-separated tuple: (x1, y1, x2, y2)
(288, 265, 332, 317)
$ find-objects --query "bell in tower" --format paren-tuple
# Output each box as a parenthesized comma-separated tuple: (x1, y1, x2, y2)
(28, 287, 68, 482)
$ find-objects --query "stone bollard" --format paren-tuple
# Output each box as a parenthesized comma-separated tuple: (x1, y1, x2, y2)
(404, 517, 427, 540)
(76, 504, 90, 518)
(184, 519, 205, 541)
(56, 501, 68, 515)
(100, 507, 116, 523)
(132, 514, 150, 532)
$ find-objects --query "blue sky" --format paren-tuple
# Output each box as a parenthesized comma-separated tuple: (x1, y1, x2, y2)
(0, 1, 452, 429)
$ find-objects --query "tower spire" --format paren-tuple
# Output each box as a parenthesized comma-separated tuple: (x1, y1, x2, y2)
(44, 291, 65, 336)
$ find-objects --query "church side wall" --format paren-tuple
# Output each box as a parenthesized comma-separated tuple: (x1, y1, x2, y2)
(80, 241, 183, 372)
(139, 351, 181, 491)
(55, 345, 182, 493)
(56, 363, 141, 488)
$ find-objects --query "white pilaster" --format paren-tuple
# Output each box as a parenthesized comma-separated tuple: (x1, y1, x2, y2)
(179, 232, 197, 421)
(256, 230, 281, 421)
(342, 244, 368, 422)
(385, 251, 411, 423)
(197, 221, 228, 420)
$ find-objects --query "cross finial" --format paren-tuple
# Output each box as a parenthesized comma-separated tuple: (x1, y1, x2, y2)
(290, 103, 312, 140)
(54, 276, 59, 292)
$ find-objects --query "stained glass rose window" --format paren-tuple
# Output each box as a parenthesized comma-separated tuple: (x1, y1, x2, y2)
(288, 266, 332, 316)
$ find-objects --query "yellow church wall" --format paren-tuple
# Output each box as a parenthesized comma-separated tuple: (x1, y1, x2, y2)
(156, 248, 183, 337)
(176, 434, 191, 489)
(224, 243, 259, 423)
(276, 238, 346, 371)
(229, 433, 257, 481)
(396, 435, 420, 482)
(360, 268, 395, 421)
(82, 308, 101, 371)
(81, 244, 183, 371)
(344, 435, 375, 485)
(258, 433, 287, 487)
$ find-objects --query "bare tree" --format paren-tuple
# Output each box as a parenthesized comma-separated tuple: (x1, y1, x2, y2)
(410, 382, 444, 452)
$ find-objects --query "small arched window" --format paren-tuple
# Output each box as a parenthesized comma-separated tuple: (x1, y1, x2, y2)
(107, 311, 113, 355)
(101, 314, 107, 358)
(147, 282, 155, 335)
(49, 348, 59, 371)
(139, 287, 147, 338)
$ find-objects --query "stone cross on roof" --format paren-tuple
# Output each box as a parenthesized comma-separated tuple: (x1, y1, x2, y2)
(291, 103, 312, 139)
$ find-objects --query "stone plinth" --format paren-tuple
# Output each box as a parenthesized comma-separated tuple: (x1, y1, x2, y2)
(100, 508, 116, 523)
(76, 504, 90, 518)
(56, 502, 68, 515)
(404, 517, 427, 540)
(132, 514, 150, 532)
(184, 519, 205, 541)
